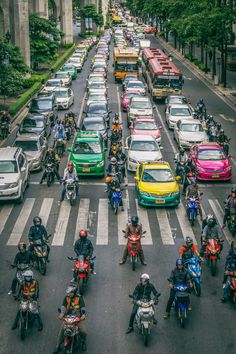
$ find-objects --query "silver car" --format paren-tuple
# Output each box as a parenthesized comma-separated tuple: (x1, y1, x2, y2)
(165, 103, 193, 129)
(174, 119, 208, 149)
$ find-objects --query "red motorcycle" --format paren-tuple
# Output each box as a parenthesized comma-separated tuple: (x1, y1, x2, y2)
(122, 230, 146, 271)
(204, 238, 223, 276)
(68, 255, 95, 295)
(62, 314, 83, 353)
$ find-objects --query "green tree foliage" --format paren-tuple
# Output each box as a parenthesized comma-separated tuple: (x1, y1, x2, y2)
(80, 4, 104, 26)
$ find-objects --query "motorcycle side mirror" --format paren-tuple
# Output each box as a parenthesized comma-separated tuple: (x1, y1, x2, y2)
(67, 256, 73, 260)
(142, 231, 147, 234)
(122, 230, 126, 233)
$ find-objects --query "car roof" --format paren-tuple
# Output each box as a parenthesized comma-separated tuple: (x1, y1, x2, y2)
(141, 161, 171, 169)
(83, 117, 105, 123)
(0, 147, 21, 160)
(33, 95, 54, 101)
(131, 96, 150, 102)
(53, 87, 69, 91)
(75, 131, 100, 141)
(25, 113, 45, 119)
(169, 103, 190, 109)
(131, 134, 155, 141)
(15, 133, 40, 141)
(133, 117, 155, 122)
(127, 80, 143, 84)
(196, 142, 221, 150)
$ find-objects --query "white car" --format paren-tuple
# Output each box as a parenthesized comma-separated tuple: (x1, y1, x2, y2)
(126, 135, 163, 172)
(54, 71, 72, 87)
(85, 92, 108, 107)
(174, 119, 208, 149)
(67, 57, 83, 72)
(42, 79, 64, 93)
(128, 96, 154, 125)
(53, 87, 74, 110)
(166, 103, 193, 129)
(126, 80, 146, 95)
(88, 81, 107, 95)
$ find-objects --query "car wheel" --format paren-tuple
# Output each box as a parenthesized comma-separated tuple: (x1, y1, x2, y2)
(16, 188, 24, 204)
(26, 174, 30, 189)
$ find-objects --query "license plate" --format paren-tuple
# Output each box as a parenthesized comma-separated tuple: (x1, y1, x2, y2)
(212, 174, 219, 178)
(82, 168, 90, 172)
(155, 199, 165, 204)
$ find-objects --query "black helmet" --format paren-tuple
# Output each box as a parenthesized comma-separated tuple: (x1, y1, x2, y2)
(180, 147, 185, 155)
(231, 187, 236, 194)
(216, 123, 221, 129)
(185, 237, 193, 247)
(33, 216, 42, 226)
(114, 113, 119, 118)
(131, 216, 139, 227)
(208, 217, 216, 227)
(18, 242, 27, 251)
(199, 99, 204, 104)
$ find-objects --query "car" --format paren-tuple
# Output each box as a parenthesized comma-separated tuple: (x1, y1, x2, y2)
(14, 133, 48, 172)
(91, 66, 107, 79)
(72, 52, 86, 64)
(122, 74, 139, 90)
(165, 103, 193, 129)
(87, 81, 107, 95)
(127, 96, 154, 126)
(165, 94, 189, 109)
(92, 54, 107, 64)
(53, 87, 74, 110)
(130, 117, 162, 144)
(18, 114, 51, 138)
(67, 57, 83, 72)
(125, 134, 163, 172)
(174, 119, 208, 149)
(42, 79, 64, 93)
(92, 60, 107, 70)
(61, 64, 77, 80)
(84, 102, 111, 126)
(76, 46, 87, 57)
(0, 147, 30, 203)
(85, 92, 108, 107)
(54, 71, 72, 86)
(126, 80, 146, 95)
(189, 142, 232, 181)
(120, 90, 142, 111)
(81, 116, 108, 147)
(87, 75, 106, 90)
(135, 161, 180, 207)
(67, 131, 106, 176)
(28, 94, 58, 126)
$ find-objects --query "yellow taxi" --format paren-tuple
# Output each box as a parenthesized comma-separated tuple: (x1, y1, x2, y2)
(135, 161, 180, 207)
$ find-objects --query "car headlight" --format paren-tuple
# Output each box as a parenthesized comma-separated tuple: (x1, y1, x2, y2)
(197, 166, 205, 171)
(129, 158, 138, 164)
(170, 191, 179, 197)
(97, 160, 104, 167)
(226, 166, 232, 171)
(9, 182, 18, 189)
(139, 190, 150, 197)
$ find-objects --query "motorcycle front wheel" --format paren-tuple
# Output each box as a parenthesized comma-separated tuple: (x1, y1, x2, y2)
(38, 258, 47, 276)
(210, 259, 217, 276)
(131, 255, 136, 271)
(20, 314, 27, 341)
(78, 278, 85, 295)
(193, 281, 201, 297)
(143, 328, 149, 346)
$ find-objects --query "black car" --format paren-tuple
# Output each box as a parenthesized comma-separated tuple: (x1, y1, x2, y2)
(18, 114, 51, 138)
(28, 93, 58, 126)
(84, 102, 112, 127)
(81, 116, 108, 147)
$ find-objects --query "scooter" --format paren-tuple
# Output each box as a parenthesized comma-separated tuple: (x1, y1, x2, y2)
(19, 299, 40, 341)
(122, 230, 146, 271)
(68, 255, 96, 295)
(65, 178, 77, 206)
(184, 257, 202, 296)
(32, 235, 51, 275)
(204, 238, 223, 276)
(173, 283, 190, 328)
(186, 197, 198, 226)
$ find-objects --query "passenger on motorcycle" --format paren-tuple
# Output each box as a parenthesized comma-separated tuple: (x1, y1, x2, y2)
(222, 187, 236, 228)
(185, 178, 203, 220)
(107, 157, 120, 176)
(221, 250, 236, 302)
(179, 237, 200, 261)
(40, 147, 61, 184)
(183, 158, 197, 193)
(11, 270, 43, 331)
(200, 217, 223, 256)
(175, 148, 188, 176)
(8, 242, 33, 296)
(53, 120, 65, 133)
(60, 162, 79, 202)
(53, 285, 87, 353)
(28, 217, 50, 261)
(120, 216, 146, 265)
(74, 230, 95, 274)
(67, 110, 77, 129)
(163, 259, 192, 319)
(126, 274, 160, 333)
(225, 241, 236, 267)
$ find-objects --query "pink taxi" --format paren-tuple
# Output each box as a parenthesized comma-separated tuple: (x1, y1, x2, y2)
(130, 117, 162, 145)
(120, 89, 141, 111)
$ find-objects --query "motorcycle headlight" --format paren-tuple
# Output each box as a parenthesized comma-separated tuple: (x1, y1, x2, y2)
(97, 160, 104, 167)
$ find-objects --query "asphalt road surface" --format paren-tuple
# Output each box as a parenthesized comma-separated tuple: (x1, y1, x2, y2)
(0, 34, 236, 354)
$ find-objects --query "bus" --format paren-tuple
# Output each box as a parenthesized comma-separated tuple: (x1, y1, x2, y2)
(113, 47, 139, 80)
(141, 47, 168, 80)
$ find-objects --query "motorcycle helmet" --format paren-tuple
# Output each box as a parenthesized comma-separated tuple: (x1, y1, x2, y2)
(140, 273, 150, 285)
(219, 129, 224, 135)
(79, 229, 88, 238)
(66, 285, 77, 296)
(208, 217, 216, 227)
(2, 111, 8, 116)
(18, 242, 27, 252)
(131, 215, 139, 227)
(114, 113, 119, 119)
(199, 99, 204, 104)
(216, 123, 221, 129)
(33, 216, 42, 226)
(185, 237, 193, 247)
(67, 161, 74, 172)
(110, 157, 117, 165)
(231, 187, 236, 194)
(105, 176, 112, 183)
(179, 147, 185, 155)
(176, 258, 184, 269)
(23, 270, 33, 283)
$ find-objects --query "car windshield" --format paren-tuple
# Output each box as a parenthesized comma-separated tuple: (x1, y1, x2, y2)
(30, 99, 52, 110)
(181, 123, 203, 132)
(46, 80, 61, 87)
(88, 94, 106, 101)
(134, 121, 157, 130)
(90, 82, 106, 89)
(63, 66, 74, 71)
(0, 160, 18, 173)
(142, 169, 174, 182)
(171, 107, 191, 116)
(22, 119, 44, 129)
(73, 142, 101, 154)
(83, 121, 105, 131)
(127, 82, 144, 89)
(88, 104, 106, 114)
(15, 140, 38, 151)
(54, 90, 68, 98)
(130, 141, 158, 151)
(169, 97, 186, 105)
(131, 100, 151, 109)
(70, 58, 81, 63)
(124, 93, 140, 99)
(198, 149, 226, 160)
(125, 75, 137, 81)
(55, 72, 68, 79)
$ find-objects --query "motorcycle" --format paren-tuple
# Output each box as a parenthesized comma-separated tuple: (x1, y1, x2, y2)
(186, 196, 199, 226)
(219, 140, 230, 156)
(55, 138, 65, 157)
(227, 209, 236, 237)
(122, 230, 146, 271)
(32, 236, 51, 275)
(173, 283, 190, 328)
(59, 311, 84, 354)
(129, 295, 159, 346)
(109, 142, 121, 158)
(204, 238, 223, 276)
(0, 121, 10, 139)
(68, 255, 96, 295)
(110, 187, 123, 214)
(19, 299, 40, 340)
(65, 178, 77, 206)
(228, 272, 236, 306)
(11, 263, 31, 297)
(45, 163, 55, 187)
(184, 257, 202, 296)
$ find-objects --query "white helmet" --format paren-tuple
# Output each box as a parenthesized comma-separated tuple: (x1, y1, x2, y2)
(140, 274, 150, 284)
(23, 270, 33, 282)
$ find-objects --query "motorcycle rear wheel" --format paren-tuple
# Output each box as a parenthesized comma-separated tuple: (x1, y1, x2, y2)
(131, 255, 136, 271)
(70, 196, 75, 206)
(47, 174, 53, 187)
(78, 278, 85, 295)
(210, 259, 217, 276)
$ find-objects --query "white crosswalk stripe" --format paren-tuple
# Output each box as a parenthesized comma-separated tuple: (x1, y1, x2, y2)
(52, 203, 71, 246)
(39, 198, 53, 226)
(74, 198, 90, 244)
(156, 209, 175, 245)
(96, 199, 108, 245)
(175, 201, 197, 244)
(7, 198, 35, 246)
(0, 204, 13, 235)
(118, 199, 128, 245)
(208, 199, 233, 244)
(135, 199, 152, 245)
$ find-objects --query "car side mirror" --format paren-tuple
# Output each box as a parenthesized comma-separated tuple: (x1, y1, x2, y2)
(158, 125, 163, 129)
(176, 175, 181, 181)
(67, 147, 72, 152)
(21, 167, 26, 172)
(134, 176, 138, 180)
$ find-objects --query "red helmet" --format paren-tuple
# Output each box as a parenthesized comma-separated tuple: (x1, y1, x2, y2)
(67, 161, 74, 168)
(3, 111, 8, 116)
(187, 172, 193, 177)
(79, 229, 88, 237)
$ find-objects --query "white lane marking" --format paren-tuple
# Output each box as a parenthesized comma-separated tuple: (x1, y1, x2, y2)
(208, 199, 232, 245)
(156, 209, 175, 245)
(78, 90, 87, 124)
(175, 201, 197, 244)
(38, 198, 53, 226)
(52, 203, 71, 246)
(197, 203, 206, 229)
(135, 199, 152, 245)
(154, 104, 177, 154)
(7, 198, 35, 246)
(118, 199, 128, 245)
(74, 198, 90, 244)
(219, 114, 235, 123)
(96, 199, 108, 245)
(0, 205, 13, 235)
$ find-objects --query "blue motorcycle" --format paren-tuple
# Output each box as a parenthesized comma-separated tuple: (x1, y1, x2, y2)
(186, 197, 198, 226)
(184, 257, 202, 296)
(173, 283, 190, 328)
(110, 188, 122, 214)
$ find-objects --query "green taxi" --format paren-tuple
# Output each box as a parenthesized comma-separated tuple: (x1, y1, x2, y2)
(67, 131, 106, 176)
(61, 63, 78, 80)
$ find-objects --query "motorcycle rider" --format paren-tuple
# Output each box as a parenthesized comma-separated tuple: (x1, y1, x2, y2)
(74, 230, 95, 274)
(185, 178, 203, 220)
(215, 123, 222, 138)
(28, 216, 50, 261)
(174, 147, 188, 176)
(179, 237, 201, 261)
(225, 241, 236, 266)
(222, 193, 236, 229)
(67, 110, 77, 129)
(196, 98, 206, 114)
(53, 119, 65, 134)
(221, 247, 236, 302)
(0, 111, 10, 135)
(218, 129, 230, 145)
(60, 161, 79, 203)
(163, 259, 192, 319)
(120, 216, 146, 265)
(53, 285, 87, 353)
(40, 147, 61, 184)
(11, 270, 43, 331)
(200, 217, 223, 256)
(107, 157, 120, 176)
(8, 242, 33, 296)
(126, 274, 160, 333)
(183, 158, 197, 193)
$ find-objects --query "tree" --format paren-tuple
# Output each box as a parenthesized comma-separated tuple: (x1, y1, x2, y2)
(0, 64, 24, 101)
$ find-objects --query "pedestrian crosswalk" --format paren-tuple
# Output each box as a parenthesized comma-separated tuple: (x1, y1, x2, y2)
(0, 197, 233, 248)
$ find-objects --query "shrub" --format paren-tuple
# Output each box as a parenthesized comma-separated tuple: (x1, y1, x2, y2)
(50, 44, 75, 72)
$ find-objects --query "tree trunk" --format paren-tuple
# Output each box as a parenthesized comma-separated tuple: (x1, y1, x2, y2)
(223, 42, 227, 88)
(200, 40, 204, 63)
(205, 49, 208, 73)
(174, 31, 177, 49)
(212, 47, 216, 79)
(220, 41, 224, 84)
